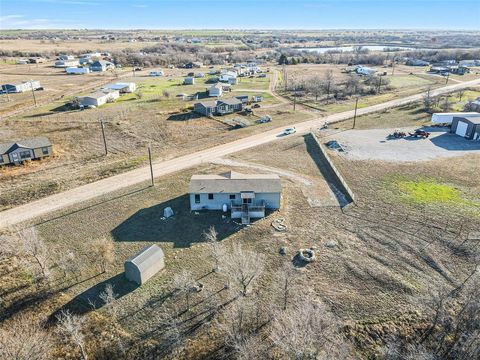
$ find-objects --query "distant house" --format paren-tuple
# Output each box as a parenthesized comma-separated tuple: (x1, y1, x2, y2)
(188, 171, 282, 224)
(104, 82, 136, 93)
(149, 70, 164, 76)
(28, 57, 46, 64)
(66, 67, 90, 75)
(209, 83, 223, 97)
(90, 60, 115, 72)
(184, 76, 195, 85)
(54, 59, 79, 68)
(194, 98, 243, 116)
(219, 70, 238, 84)
(124, 245, 165, 285)
(406, 59, 430, 66)
(79, 57, 93, 65)
(185, 61, 203, 69)
(195, 72, 205, 78)
(459, 60, 480, 67)
(356, 66, 376, 76)
(17, 59, 28, 65)
(1, 81, 41, 93)
(79, 90, 120, 107)
(58, 54, 74, 61)
(431, 112, 480, 124)
(451, 116, 480, 140)
(235, 94, 249, 104)
(0, 137, 52, 165)
(252, 95, 263, 103)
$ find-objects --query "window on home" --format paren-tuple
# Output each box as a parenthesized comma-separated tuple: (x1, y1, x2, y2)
(195, 194, 200, 203)
(20, 151, 31, 159)
(42, 147, 49, 155)
(229, 194, 236, 200)
(208, 193, 214, 200)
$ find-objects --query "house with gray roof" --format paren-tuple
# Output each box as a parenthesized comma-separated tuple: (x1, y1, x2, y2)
(194, 97, 243, 116)
(189, 171, 281, 224)
(79, 89, 120, 107)
(0, 137, 52, 165)
(124, 245, 165, 285)
(1, 81, 41, 94)
(90, 60, 115, 72)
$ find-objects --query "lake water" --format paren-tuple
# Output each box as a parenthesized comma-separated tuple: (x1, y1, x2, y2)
(297, 45, 426, 53)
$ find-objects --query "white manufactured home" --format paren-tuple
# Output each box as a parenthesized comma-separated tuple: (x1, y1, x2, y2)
(104, 82, 137, 93)
(189, 171, 281, 224)
(66, 67, 90, 75)
(79, 90, 120, 107)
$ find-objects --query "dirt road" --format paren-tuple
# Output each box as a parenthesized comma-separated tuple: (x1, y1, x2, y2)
(1, 77, 479, 228)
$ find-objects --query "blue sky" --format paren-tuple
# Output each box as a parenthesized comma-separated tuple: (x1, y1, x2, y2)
(0, 0, 479, 30)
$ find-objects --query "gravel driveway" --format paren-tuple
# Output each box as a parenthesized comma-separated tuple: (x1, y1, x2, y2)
(332, 127, 480, 162)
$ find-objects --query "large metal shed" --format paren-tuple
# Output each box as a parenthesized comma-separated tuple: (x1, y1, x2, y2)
(124, 245, 165, 285)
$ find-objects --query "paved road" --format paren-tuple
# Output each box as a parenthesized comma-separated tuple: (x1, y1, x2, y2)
(1, 77, 479, 228)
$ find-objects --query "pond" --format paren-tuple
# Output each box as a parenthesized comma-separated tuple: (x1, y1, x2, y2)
(296, 45, 432, 53)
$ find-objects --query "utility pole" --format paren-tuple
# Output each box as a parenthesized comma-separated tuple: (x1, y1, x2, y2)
(391, 57, 396, 76)
(293, 86, 297, 111)
(445, 72, 450, 85)
(377, 76, 382, 94)
(148, 146, 154, 187)
(30, 81, 37, 107)
(353, 97, 359, 129)
(100, 119, 108, 155)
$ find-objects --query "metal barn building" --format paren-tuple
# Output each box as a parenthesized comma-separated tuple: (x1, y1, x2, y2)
(124, 245, 165, 285)
(451, 116, 480, 140)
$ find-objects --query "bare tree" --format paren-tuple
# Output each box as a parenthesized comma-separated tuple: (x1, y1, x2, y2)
(441, 95, 452, 112)
(18, 227, 51, 282)
(203, 226, 224, 272)
(457, 89, 465, 101)
(270, 299, 351, 359)
(423, 87, 434, 112)
(221, 243, 264, 296)
(56, 250, 78, 280)
(322, 70, 335, 102)
(94, 237, 114, 273)
(276, 262, 300, 311)
(56, 310, 88, 360)
(306, 75, 323, 101)
(172, 269, 195, 311)
(0, 314, 53, 360)
(99, 283, 119, 320)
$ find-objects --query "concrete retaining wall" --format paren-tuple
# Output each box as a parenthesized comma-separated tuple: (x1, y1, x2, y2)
(310, 132, 356, 204)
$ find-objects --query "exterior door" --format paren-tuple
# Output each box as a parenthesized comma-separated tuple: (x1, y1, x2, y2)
(11, 152, 19, 162)
(455, 121, 468, 137)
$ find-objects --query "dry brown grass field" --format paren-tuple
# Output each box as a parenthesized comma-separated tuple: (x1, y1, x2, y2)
(1, 132, 478, 358)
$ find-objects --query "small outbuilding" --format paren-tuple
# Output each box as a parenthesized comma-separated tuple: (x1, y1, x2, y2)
(124, 245, 165, 285)
(451, 116, 480, 140)
(184, 76, 195, 85)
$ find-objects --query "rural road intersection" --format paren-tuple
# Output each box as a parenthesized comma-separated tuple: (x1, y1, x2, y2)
(1, 77, 479, 228)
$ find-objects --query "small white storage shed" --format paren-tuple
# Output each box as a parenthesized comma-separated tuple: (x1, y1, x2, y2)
(124, 244, 165, 285)
(431, 112, 480, 124)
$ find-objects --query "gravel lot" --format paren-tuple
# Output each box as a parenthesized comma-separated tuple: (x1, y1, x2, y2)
(331, 127, 480, 162)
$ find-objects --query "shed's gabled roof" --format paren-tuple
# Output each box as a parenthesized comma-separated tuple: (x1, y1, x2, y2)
(126, 245, 164, 272)
(210, 83, 223, 90)
(0, 137, 51, 154)
(82, 91, 109, 99)
(189, 171, 281, 194)
(455, 116, 480, 125)
(105, 82, 134, 90)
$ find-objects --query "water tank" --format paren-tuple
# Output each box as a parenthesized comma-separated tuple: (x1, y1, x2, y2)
(222, 203, 228, 213)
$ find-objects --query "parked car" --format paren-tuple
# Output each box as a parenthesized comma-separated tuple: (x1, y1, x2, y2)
(283, 127, 296, 135)
(252, 103, 261, 108)
(134, 67, 143, 71)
